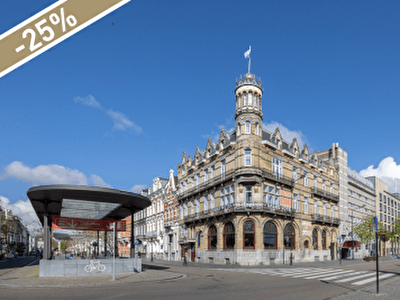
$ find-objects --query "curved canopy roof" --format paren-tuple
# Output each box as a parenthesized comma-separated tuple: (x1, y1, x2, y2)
(27, 185, 151, 226)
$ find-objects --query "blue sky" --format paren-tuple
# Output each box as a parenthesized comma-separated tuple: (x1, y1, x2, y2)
(1, 0, 400, 230)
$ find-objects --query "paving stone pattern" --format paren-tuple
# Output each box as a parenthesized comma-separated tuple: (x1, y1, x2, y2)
(0, 265, 183, 288)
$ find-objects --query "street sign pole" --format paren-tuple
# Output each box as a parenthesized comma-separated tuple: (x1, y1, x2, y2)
(376, 231, 379, 294)
(373, 216, 379, 294)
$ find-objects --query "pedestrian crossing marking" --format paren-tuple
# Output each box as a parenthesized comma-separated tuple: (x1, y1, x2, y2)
(352, 273, 395, 285)
(210, 267, 397, 286)
(319, 271, 367, 281)
(304, 270, 355, 279)
(291, 269, 344, 278)
(334, 272, 379, 283)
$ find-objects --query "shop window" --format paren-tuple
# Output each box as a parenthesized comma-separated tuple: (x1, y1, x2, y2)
(284, 224, 295, 249)
(224, 222, 235, 249)
(312, 228, 318, 250)
(322, 230, 327, 250)
(208, 225, 217, 250)
(243, 221, 255, 249)
(264, 221, 277, 249)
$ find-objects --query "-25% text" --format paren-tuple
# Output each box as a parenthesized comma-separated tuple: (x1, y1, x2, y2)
(15, 7, 77, 53)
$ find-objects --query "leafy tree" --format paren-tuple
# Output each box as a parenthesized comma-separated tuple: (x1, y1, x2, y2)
(60, 240, 66, 251)
(354, 215, 388, 244)
(386, 218, 400, 250)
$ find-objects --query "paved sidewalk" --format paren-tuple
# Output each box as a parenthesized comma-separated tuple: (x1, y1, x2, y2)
(332, 275, 400, 300)
(0, 263, 183, 288)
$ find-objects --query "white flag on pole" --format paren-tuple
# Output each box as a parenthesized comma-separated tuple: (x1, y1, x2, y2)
(244, 46, 251, 59)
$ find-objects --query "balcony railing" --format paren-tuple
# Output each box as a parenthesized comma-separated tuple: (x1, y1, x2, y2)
(182, 203, 340, 226)
(146, 231, 157, 238)
(179, 169, 235, 200)
(311, 213, 340, 225)
(183, 202, 300, 223)
(312, 188, 339, 202)
(262, 169, 294, 188)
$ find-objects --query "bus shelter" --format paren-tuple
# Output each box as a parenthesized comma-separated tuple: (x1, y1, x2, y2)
(27, 185, 151, 276)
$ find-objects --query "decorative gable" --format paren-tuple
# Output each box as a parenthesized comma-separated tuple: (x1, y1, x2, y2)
(272, 128, 282, 149)
(290, 138, 299, 157)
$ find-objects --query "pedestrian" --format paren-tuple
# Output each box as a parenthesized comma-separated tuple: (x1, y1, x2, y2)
(183, 251, 188, 266)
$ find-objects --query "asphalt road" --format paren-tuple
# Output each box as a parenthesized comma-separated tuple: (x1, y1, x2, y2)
(0, 260, 399, 300)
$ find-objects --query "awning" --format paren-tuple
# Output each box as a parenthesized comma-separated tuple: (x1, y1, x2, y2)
(27, 185, 151, 225)
(343, 241, 360, 248)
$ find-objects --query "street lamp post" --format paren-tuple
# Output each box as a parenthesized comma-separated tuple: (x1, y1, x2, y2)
(352, 209, 354, 260)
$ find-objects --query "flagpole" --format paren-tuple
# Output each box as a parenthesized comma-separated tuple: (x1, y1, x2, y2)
(248, 56, 251, 73)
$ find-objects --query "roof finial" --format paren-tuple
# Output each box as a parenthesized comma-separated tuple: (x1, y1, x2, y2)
(244, 45, 251, 73)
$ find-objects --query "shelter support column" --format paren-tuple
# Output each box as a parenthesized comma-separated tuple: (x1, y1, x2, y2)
(130, 211, 135, 258)
(115, 229, 118, 257)
(104, 231, 107, 257)
(43, 213, 52, 260)
(97, 231, 99, 257)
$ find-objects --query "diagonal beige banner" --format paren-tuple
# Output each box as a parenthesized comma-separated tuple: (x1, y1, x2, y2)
(0, 0, 130, 79)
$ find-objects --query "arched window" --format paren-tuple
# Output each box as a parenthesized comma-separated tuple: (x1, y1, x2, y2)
(245, 122, 250, 134)
(322, 230, 327, 250)
(243, 220, 255, 249)
(264, 221, 277, 249)
(255, 123, 259, 135)
(224, 222, 235, 249)
(312, 228, 318, 250)
(208, 225, 217, 250)
(284, 224, 295, 249)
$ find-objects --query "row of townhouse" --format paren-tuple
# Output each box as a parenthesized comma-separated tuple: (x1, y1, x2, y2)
(119, 71, 399, 265)
(0, 207, 30, 258)
(119, 170, 180, 260)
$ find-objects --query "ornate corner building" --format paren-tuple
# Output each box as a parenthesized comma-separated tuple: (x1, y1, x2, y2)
(177, 72, 340, 265)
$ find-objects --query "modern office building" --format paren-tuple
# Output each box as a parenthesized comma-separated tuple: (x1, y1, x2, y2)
(318, 145, 376, 259)
(367, 176, 399, 256)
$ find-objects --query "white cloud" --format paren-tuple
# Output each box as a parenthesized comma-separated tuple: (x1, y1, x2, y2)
(3, 161, 88, 185)
(359, 157, 400, 193)
(90, 174, 112, 188)
(0, 196, 41, 233)
(74, 95, 142, 133)
(74, 95, 102, 109)
(263, 121, 307, 148)
(106, 110, 142, 132)
(2, 161, 111, 188)
(130, 184, 147, 193)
